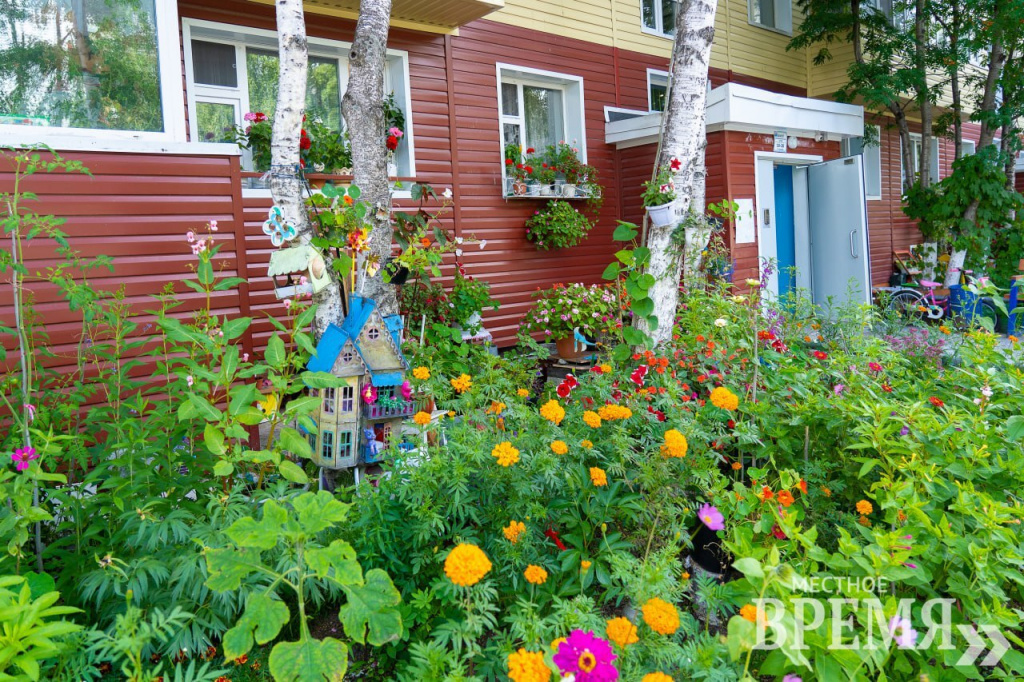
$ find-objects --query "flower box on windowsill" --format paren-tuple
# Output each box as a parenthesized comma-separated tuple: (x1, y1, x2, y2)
(503, 177, 598, 200)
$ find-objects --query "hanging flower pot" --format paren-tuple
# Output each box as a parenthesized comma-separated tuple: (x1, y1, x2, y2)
(382, 258, 410, 285)
(646, 202, 677, 228)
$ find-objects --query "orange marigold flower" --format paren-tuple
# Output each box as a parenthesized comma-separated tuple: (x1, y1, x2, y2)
(524, 564, 548, 585)
(660, 429, 688, 458)
(413, 411, 432, 426)
(642, 597, 680, 635)
(856, 499, 873, 515)
(597, 404, 632, 420)
(487, 401, 506, 415)
(739, 604, 760, 623)
(731, 461, 743, 470)
(492, 441, 520, 467)
(503, 520, 526, 543)
(550, 440, 569, 455)
(540, 399, 565, 425)
(420, 236, 431, 248)
(412, 366, 430, 380)
(234, 654, 249, 665)
(517, 388, 530, 397)
(897, 509, 907, 522)
(709, 386, 739, 411)
(444, 543, 492, 586)
(606, 616, 639, 647)
(581, 560, 592, 571)
(583, 410, 602, 428)
(590, 467, 608, 487)
(642, 674, 674, 682)
(507, 648, 551, 682)
(450, 374, 473, 393)
(581, 439, 594, 449)
(821, 486, 832, 497)
(777, 490, 795, 508)
(761, 486, 774, 501)
(858, 515, 872, 527)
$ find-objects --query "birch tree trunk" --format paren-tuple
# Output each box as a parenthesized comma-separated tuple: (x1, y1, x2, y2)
(636, 0, 718, 347)
(342, 0, 397, 316)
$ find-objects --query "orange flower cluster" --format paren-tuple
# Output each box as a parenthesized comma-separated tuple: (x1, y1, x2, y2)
(540, 399, 565, 425)
(589, 467, 608, 486)
(524, 564, 548, 585)
(660, 429, 688, 458)
(492, 441, 521, 467)
(709, 386, 739, 411)
(444, 543, 492, 586)
(503, 520, 526, 543)
(507, 649, 551, 682)
(550, 440, 569, 455)
(642, 597, 680, 635)
(583, 410, 602, 428)
(606, 617, 639, 647)
(597, 404, 632, 420)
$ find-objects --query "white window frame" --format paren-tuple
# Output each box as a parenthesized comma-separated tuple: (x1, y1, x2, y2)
(0, 2, 194, 153)
(647, 69, 670, 112)
(640, 0, 675, 38)
(182, 18, 415, 177)
(748, 0, 793, 35)
(929, 136, 940, 182)
(496, 64, 587, 181)
(961, 140, 976, 156)
(341, 385, 354, 413)
(841, 124, 882, 200)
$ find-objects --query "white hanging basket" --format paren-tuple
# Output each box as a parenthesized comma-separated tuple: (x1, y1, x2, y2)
(646, 202, 677, 228)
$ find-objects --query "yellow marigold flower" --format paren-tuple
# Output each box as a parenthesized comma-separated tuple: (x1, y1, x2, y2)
(681, 571, 690, 580)
(517, 388, 530, 398)
(550, 637, 567, 651)
(643, 674, 674, 682)
(1011, 335, 1020, 344)
(507, 648, 551, 682)
(444, 543, 492, 586)
(492, 441, 521, 467)
(550, 440, 568, 455)
(939, 325, 951, 335)
(856, 499, 873, 515)
(412, 366, 430, 380)
(524, 564, 548, 585)
(731, 461, 742, 470)
(450, 374, 473, 393)
(660, 429, 688, 458)
(821, 486, 832, 497)
(642, 597, 680, 635)
(583, 410, 602, 428)
(413, 411, 432, 426)
(540, 399, 565, 425)
(581, 439, 594, 449)
(503, 520, 526, 543)
(597, 404, 632, 420)
(589, 467, 608, 487)
(606, 617, 639, 648)
(709, 386, 739, 411)
(581, 560, 592, 571)
(739, 604, 760, 623)
(858, 515, 872, 527)
(487, 401, 506, 415)
(600, 363, 612, 373)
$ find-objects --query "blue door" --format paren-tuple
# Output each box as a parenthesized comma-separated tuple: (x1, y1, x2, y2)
(773, 165, 796, 298)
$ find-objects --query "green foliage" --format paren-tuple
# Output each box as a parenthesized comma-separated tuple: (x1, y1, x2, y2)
(602, 221, 657, 358)
(0, 575, 80, 681)
(642, 162, 678, 207)
(519, 282, 621, 340)
(524, 200, 594, 250)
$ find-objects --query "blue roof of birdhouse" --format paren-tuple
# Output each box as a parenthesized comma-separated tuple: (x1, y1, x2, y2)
(306, 294, 406, 377)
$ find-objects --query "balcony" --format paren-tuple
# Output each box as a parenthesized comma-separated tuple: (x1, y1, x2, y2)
(250, 0, 505, 34)
(366, 399, 420, 420)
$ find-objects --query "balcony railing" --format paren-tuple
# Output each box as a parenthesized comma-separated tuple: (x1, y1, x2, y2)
(366, 400, 419, 420)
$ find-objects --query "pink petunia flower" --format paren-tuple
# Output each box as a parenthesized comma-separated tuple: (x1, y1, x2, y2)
(553, 629, 618, 681)
(12, 446, 38, 472)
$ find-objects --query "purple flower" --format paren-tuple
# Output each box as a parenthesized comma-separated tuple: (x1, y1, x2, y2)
(783, 676, 803, 682)
(12, 446, 38, 472)
(553, 630, 618, 681)
(888, 616, 918, 649)
(833, 384, 845, 396)
(698, 503, 725, 531)
(902, 562, 918, 569)
(899, 426, 909, 436)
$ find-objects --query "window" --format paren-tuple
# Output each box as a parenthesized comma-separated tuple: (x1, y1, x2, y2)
(929, 137, 940, 182)
(183, 19, 414, 174)
(648, 70, 669, 112)
(307, 431, 317, 452)
(322, 430, 334, 460)
(338, 431, 352, 459)
(324, 387, 336, 415)
(341, 386, 354, 413)
(497, 64, 586, 168)
(841, 125, 882, 200)
(366, 327, 381, 341)
(748, 0, 792, 33)
(862, 0, 893, 17)
(961, 140, 976, 156)
(641, 0, 676, 37)
(0, 0, 185, 145)
(341, 350, 354, 364)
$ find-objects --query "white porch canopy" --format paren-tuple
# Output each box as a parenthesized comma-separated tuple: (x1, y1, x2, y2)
(605, 82, 864, 149)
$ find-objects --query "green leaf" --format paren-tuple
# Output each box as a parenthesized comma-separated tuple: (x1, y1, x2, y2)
(307, 539, 363, 583)
(601, 262, 621, 280)
(213, 460, 234, 477)
(301, 372, 347, 389)
(633, 246, 651, 266)
(278, 459, 308, 485)
(1007, 416, 1024, 442)
(292, 491, 350, 535)
(286, 395, 323, 416)
(614, 249, 635, 266)
(633, 298, 654, 318)
(225, 501, 288, 549)
(265, 335, 287, 367)
(229, 383, 259, 417)
(222, 317, 252, 340)
(269, 637, 348, 682)
(636, 273, 655, 290)
(197, 260, 214, 286)
(186, 394, 222, 422)
(612, 222, 638, 242)
(223, 594, 290, 661)
(205, 547, 260, 591)
(339, 569, 403, 646)
(646, 315, 659, 331)
(279, 428, 313, 459)
(733, 557, 764, 579)
(295, 304, 318, 330)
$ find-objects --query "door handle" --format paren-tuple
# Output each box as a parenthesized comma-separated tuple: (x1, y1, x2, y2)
(763, 209, 771, 226)
(849, 230, 858, 259)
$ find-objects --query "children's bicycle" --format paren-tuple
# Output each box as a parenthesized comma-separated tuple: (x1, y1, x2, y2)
(883, 278, 999, 328)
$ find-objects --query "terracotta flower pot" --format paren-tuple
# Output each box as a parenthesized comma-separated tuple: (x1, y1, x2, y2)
(513, 179, 528, 195)
(555, 336, 584, 360)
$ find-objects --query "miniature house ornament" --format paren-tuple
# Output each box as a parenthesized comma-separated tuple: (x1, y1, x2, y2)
(267, 244, 331, 300)
(302, 294, 413, 469)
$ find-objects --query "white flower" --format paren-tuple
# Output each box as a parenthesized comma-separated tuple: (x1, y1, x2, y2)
(730, 295, 747, 303)
(714, 318, 727, 328)
(455, 248, 463, 257)
(974, 398, 983, 405)
(479, 240, 487, 250)
(443, 188, 453, 199)
(455, 237, 464, 244)
(209, 220, 218, 232)
(746, 278, 760, 287)
(981, 386, 993, 397)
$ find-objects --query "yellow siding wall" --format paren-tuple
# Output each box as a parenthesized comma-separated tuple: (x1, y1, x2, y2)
(488, 0, 810, 89)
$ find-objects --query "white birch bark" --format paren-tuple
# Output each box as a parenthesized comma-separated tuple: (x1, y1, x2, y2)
(342, 0, 397, 316)
(638, 0, 718, 346)
(270, 0, 345, 337)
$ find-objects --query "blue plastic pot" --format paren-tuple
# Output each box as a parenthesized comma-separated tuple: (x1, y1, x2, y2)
(949, 285, 984, 320)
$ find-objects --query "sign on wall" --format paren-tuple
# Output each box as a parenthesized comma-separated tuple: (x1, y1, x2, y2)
(735, 198, 755, 244)
(773, 131, 788, 153)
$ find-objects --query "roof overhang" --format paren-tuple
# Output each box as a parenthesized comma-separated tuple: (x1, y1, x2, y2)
(249, 0, 504, 35)
(605, 82, 864, 149)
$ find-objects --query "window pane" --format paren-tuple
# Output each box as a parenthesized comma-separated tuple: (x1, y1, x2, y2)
(246, 49, 340, 129)
(752, 0, 775, 26)
(196, 101, 236, 143)
(661, 0, 676, 32)
(523, 86, 564, 152)
(649, 83, 667, 112)
(192, 40, 237, 87)
(843, 136, 864, 157)
(501, 82, 519, 117)
(864, 143, 882, 198)
(0, 0, 163, 131)
(503, 122, 522, 151)
(642, 0, 657, 29)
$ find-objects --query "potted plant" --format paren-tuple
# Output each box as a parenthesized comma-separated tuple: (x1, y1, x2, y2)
(234, 112, 273, 172)
(525, 200, 594, 250)
(520, 282, 619, 359)
(504, 144, 534, 196)
(303, 118, 352, 175)
(642, 159, 680, 228)
(534, 162, 558, 196)
(450, 268, 499, 335)
(383, 92, 405, 177)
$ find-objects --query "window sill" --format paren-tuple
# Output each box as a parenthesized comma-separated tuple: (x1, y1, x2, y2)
(504, 179, 599, 200)
(241, 173, 416, 201)
(747, 21, 793, 37)
(639, 25, 674, 40)
(0, 129, 240, 156)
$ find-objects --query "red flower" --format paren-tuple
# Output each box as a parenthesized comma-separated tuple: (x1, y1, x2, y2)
(386, 134, 400, 151)
(630, 365, 648, 386)
(524, 165, 533, 174)
(254, 112, 267, 122)
(299, 135, 311, 150)
(929, 396, 944, 408)
(505, 158, 514, 165)
(544, 528, 567, 551)
(564, 374, 578, 389)
(798, 479, 808, 494)
(868, 362, 883, 372)
(526, 147, 535, 153)
(761, 486, 774, 501)
(556, 382, 572, 399)
(771, 524, 787, 540)
(813, 351, 828, 360)
(669, 156, 682, 171)
(727, 419, 735, 429)
(882, 383, 893, 393)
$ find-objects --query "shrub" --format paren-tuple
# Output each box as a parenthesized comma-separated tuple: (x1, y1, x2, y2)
(525, 200, 594, 250)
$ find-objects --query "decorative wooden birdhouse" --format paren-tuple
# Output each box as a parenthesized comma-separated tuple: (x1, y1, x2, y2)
(303, 294, 413, 470)
(267, 244, 331, 300)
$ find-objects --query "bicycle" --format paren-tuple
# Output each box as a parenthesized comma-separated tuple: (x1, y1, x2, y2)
(882, 277, 999, 329)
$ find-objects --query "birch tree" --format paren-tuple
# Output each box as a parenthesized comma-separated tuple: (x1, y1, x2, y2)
(639, 0, 718, 346)
(342, 0, 397, 316)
